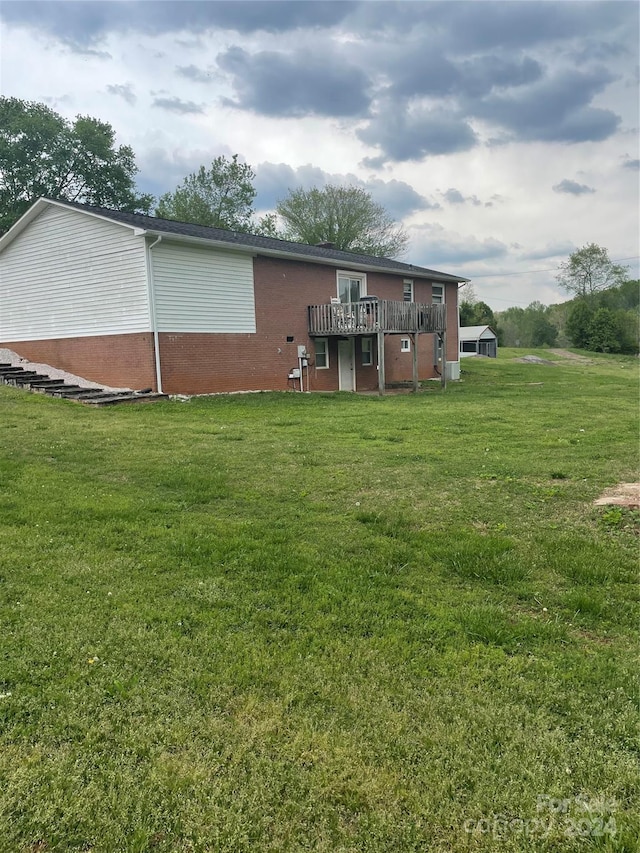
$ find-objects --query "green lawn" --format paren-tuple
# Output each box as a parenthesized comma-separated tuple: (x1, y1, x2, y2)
(0, 350, 638, 852)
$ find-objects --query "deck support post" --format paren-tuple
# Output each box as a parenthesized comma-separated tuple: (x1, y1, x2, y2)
(412, 332, 419, 393)
(377, 330, 385, 396)
(440, 331, 447, 389)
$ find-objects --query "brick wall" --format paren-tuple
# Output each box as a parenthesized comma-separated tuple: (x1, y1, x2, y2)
(2, 256, 460, 395)
(0, 333, 157, 390)
(157, 259, 459, 394)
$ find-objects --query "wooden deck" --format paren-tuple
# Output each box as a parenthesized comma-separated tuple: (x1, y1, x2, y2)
(308, 300, 446, 335)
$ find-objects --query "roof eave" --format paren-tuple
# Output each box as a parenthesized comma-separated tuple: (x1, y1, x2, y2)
(1, 198, 470, 284)
(140, 228, 467, 281)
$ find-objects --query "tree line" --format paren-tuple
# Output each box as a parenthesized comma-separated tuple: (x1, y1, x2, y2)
(0, 97, 406, 256)
(460, 245, 639, 355)
(2, 97, 637, 353)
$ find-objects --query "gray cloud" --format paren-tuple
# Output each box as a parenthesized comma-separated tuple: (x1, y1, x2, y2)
(552, 179, 596, 195)
(389, 49, 542, 100)
(152, 97, 204, 114)
(106, 83, 136, 105)
(254, 162, 436, 219)
(410, 224, 508, 267)
(468, 66, 620, 143)
(365, 178, 440, 218)
(0, 1, 355, 47)
(137, 145, 238, 200)
(622, 158, 640, 171)
(441, 188, 482, 206)
(443, 189, 465, 204)
(3, 0, 633, 169)
(431, 1, 635, 53)
(176, 64, 215, 84)
(217, 46, 371, 118)
(358, 105, 478, 163)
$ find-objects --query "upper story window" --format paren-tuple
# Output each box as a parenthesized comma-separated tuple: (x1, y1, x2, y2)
(403, 279, 414, 302)
(337, 272, 366, 304)
(432, 284, 444, 304)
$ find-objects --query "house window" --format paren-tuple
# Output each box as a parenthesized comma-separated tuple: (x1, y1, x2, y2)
(432, 284, 444, 304)
(315, 338, 329, 369)
(362, 337, 373, 366)
(337, 271, 366, 303)
(403, 279, 414, 302)
(401, 338, 411, 353)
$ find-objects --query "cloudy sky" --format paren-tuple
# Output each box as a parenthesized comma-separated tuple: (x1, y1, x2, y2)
(1, 1, 638, 308)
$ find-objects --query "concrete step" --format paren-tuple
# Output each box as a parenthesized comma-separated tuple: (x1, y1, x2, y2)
(82, 393, 169, 406)
(0, 369, 39, 379)
(24, 378, 71, 388)
(47, 386, 83, 398)
(0, 366, 33, 376)
(30, 382, 75, 394)
(0, 363, 168, 406)
(52, 388, 112, 400)
(7, 374, 50, 387)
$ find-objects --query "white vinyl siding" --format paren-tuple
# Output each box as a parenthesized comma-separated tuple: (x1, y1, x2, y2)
(152, 241, 256, 333)
(0, 205, 150, 341)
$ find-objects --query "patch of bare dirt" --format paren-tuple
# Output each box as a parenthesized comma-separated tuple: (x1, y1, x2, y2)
(514, 354, 557, 366)
(548, 348, 593, 364)
(594, 483, 640, 509)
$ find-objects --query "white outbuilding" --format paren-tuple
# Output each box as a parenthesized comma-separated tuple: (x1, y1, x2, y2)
(459, 325, 498, 358)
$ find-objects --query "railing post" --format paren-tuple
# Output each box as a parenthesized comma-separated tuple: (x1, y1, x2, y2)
(377, 330, 385, 395)
(440, 331, 447, 389)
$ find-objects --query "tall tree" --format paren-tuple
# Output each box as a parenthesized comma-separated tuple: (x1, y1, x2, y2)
(156, 155, 257, 231)
(0, 97, 153, 233)
(556, 243, 629, 298)
(459, 299, 496, 327)
(276, 184, 408, 258)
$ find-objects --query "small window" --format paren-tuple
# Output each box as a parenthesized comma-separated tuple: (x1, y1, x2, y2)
(403, 279, 414, 302)
(315, 338, 329, 369)
(401, 338, 411, 353)
(432, 284, 444, 304)
(461, 341, 477, 353)
(362, 337, 373, 366)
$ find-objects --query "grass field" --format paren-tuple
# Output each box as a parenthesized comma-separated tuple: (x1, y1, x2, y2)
(0, 349, 638, 852)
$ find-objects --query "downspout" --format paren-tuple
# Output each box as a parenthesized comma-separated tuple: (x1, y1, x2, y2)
(146, 235, 163, 393)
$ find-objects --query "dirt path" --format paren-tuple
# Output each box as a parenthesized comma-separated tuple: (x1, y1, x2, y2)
(548, 348, 593, 364)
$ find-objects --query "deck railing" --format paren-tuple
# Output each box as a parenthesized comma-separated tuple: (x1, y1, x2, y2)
(308, 300, 446, 335)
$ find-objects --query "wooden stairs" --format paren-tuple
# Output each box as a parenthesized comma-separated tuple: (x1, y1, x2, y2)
(0, 364, 168, 406)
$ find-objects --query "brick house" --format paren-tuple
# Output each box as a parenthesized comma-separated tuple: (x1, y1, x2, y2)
(0, 198, 468, 395)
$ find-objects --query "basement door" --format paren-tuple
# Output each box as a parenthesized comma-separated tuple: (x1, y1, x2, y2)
(338, 339, 356, 391)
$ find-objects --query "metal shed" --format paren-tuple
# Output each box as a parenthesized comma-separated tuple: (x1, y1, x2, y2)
(459, 325, 498, 358)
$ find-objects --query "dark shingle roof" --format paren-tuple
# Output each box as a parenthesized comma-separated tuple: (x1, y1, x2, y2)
(48, 198, 468, 283)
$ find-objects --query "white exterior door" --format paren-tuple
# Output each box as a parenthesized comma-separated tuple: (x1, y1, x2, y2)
(338, 339, 356, 391)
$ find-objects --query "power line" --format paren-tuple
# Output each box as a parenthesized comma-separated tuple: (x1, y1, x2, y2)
(468, 256, 640, 281)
